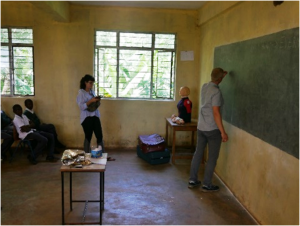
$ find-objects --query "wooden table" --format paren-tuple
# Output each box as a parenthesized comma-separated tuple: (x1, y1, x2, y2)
(165, 118, 198, 163)
(60, 153, 107, 225)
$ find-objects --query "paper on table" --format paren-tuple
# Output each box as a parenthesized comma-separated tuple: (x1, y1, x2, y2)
(90, 153, 107, 165)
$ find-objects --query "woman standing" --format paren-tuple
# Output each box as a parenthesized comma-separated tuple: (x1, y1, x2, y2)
(76, 74, 103, 153)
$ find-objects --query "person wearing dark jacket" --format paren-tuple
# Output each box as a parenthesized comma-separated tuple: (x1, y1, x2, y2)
(1, 110, 14, 160)
(23, 99, 65, 149)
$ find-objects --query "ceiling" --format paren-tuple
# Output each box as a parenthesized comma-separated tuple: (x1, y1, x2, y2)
(69, 1, 206, 10)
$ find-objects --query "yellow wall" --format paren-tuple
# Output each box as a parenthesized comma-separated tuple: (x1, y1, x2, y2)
(1, 2, 200, 148)
(1, 1, 299, 224)
(197, 1, 299, 224)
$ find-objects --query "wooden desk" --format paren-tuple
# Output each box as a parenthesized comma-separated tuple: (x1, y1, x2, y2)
(60, 153, 107, 225)
(165, 118, 198, 163)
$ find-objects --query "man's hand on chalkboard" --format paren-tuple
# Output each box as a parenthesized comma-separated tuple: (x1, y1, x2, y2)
(221, 132, 228, 142)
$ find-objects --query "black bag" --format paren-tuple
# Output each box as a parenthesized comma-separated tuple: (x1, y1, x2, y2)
(137, 145, 170, 165)
(86, 101, 100, 112)
(86, 95, 102, 112)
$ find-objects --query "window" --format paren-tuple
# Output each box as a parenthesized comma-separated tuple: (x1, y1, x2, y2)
(1, 28, 34, 96)
(94, 31, 176, 99)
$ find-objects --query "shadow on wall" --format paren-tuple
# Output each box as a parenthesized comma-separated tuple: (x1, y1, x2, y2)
(273, 0, 284, 6)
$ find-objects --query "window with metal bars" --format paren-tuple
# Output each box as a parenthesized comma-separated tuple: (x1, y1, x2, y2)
(1, 27, 34, 96)
(94, 31, 176, 99)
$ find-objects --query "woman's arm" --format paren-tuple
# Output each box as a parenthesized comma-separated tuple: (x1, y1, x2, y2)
(77, 90, 100, 112)
(86, 97, 99, 106)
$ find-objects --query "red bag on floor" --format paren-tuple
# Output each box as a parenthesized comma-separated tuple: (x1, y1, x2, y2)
(138, 134, 165, 154)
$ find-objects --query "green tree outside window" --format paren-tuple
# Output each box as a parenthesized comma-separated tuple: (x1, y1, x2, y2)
(1, 28, 34, 96)
(94, 31, 176, 99)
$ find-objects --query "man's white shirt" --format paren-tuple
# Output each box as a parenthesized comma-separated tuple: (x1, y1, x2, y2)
(13, 114, 35, 140)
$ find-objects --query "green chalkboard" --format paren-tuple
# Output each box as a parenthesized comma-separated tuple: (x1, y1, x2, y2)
(214, 27, 299, 159)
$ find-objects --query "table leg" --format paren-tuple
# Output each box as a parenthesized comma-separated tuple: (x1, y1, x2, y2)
(82, 200, 88, 222)
(192, 131, 195, 151)
(172, 129, 176, 164)
(61, 172, 65, 225)
(165, 121, 169, 146)
(100, 172, 104, 210)
(100, 172, 104, 225)
(70, 172, 72, 211)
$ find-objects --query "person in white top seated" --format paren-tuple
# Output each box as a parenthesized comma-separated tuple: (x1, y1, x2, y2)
(23, 99, 65, 150)
(12, 104, 59, 165)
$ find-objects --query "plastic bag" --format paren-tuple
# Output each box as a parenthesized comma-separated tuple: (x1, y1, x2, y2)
(61, 149, 86, 166)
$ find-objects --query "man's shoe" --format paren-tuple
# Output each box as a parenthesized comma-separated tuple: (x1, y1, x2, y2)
(46, 156, 59, 162)
(27, 155, 37, 165)
(201, 184, 219, 192)
(188, 180, 201, 189)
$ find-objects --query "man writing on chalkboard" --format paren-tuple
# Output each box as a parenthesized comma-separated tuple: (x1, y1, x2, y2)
(188, 67, 228, 192)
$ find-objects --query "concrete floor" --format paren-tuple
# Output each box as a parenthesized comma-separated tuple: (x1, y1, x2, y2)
(1, 147, 257, 225)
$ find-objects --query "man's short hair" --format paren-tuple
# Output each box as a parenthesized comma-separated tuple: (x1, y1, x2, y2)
(211, 68, 225, 81)
(12, 104, 22, 111)
(24, 99, 32, 105)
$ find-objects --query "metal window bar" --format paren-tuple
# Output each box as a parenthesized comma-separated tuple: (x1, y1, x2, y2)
(150, 34, 155, 99)
(9, 30, 14, 95)
(116, 32, 120, 98)
(95, 48, 99, 95)
(170, 51, 174, 98)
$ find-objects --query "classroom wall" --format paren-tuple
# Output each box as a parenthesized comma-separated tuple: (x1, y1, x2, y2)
(197, 1, 299, 225)
(1, 2, 200, 148)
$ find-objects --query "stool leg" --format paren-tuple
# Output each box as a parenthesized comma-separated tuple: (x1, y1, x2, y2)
(191, 131, 195, 152)
(165, 121, 169, 146)
(172, 129, 176, 164)
(61, 172, 65, 225)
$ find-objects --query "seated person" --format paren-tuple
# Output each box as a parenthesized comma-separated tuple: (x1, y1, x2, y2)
(1, 132, 14, 161)
(177, 86, 192, 123)
(1, 110, 14, 160)
(13, 104, 59, 165)
(23, 99, 65, 149)
(1, 110, 13, 132)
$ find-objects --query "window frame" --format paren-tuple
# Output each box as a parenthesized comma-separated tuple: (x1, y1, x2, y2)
(94, 30, 176, 100)
(1, 27, 35, 96)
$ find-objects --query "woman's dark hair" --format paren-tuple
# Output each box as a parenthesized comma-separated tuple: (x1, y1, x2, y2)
(80, 74, 95, 89)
